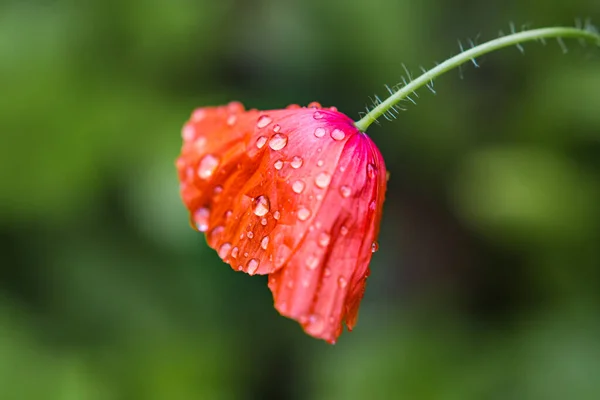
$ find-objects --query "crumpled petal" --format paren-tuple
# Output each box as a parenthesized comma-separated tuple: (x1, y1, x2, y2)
(176, 101, 386, 343)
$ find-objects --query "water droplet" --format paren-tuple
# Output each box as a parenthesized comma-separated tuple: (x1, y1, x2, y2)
(273, 211, 281, 220)
(338, 276, 347, 288)
(318, 232, 330, 247)
(340, 225, 349, 236)
(386, 171, 391, 181)
(247, 231, 254, 239)
(193, 207, 210, 232)
(369, 201, 376, 211)
(237, 265, 243, 271)
(209, 226, 225, 242)
(257, 115, 272, 128)
(292, 180, 305, 194)
(213, 185, 223, 195)
(261, 236, 269, 250)
(286, 280, 294, 289)
(291, 156, 303, 169)
(317, 160, 324, 167)
(308, 101, 321, 108)
(329, 106, 338, 111)
(227, 115, 237, 126)
(324, 268, 331, 277)
(225, 210, 233, 219)
(274, 160, 284, 170)
(197, 154, 220, 179)
(260, 218, 268, 226)
(302, 279, 310, 288)
(339, 185, 351, 198)
(253, 195, 270, 216)
(182, 124, 195, 141)
(244, 252, 249, 257)
(218, 243, 232, 259)
(313, 111, 324, 120)
(315, 172, 331, 188)
(371, 241, 379, 253)
(256, 136, 267, 149)
(231, 247, 239, 258)
(191, 109, 206, 122)
(305, 314, 325, 335)
(269, 133, 288, 151)
(305, 255, 319, 270)
(297, 207, 311, 221)
(367, 163, 377, 179)
(247, 259, 260, 275)
(273, 124, 281, 133)
(331, 128, 345, 141)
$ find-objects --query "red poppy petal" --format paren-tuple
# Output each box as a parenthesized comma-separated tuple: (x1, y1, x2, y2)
(267, 120, 387, 343)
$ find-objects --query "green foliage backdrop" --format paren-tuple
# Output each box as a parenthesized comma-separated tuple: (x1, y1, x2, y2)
(1, 0, 599, 398)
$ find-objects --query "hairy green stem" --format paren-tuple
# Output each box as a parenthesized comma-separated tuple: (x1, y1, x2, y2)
(355, 26, 600, 132)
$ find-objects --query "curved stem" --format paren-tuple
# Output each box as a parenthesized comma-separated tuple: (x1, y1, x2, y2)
(355, 26, 600, 132)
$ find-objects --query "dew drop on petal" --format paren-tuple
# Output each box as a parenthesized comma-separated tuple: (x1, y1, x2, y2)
(247, 258, 260, 275)
(247, 231, 254, 239)
(260, 218, 268, 226)
(324, 268, 331, 277)
(227, 115, 237, 126)
(318, 232, 330, 247)
(331, 128, 345, 141)
(225, 210, 233, 219)
(273, 124, 281, 133)
(269, 133, 288, 151)
(256, 136, 267, 149)
(193, 207, 210, 232)
(182, 124, 195, 141)
(338, 276, 347, 288)
(257, 115, 272, 128)
(292, 180, 305, 194)
(213, 185, 223, 196)
(273, 211, 281, 220)
(197, 154, 220, 179)
(191, 109, 206, 122)
(314, 127, 326, 138)
(340, 225, 349, 236)
(287, 280, 294, 289)
(274, 160, 284, 170)
(369, 201, 376, 211)
(231, 247, 239, 258)
(297, 207, 311, 221)
(218, 243, 232, 259)
(305, 314, 325, 335)
(367, 163, 377, 179)
(313, 111, 324, 120)
(291, 156, 303, 169)
(317, 160, 324, 167)
(339, 185, 351, 198)
(305, 255, 319, 270)
(261, 236, 269, 250)
(253, 195, 270, 216)
(237, 265, 243, 271)
(315, 172, 331, 188)
(308, 101, 321, 108)
(371, 241, 379, 253)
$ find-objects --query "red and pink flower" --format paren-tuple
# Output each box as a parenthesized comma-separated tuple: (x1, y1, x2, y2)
(176, 101, 386, 343)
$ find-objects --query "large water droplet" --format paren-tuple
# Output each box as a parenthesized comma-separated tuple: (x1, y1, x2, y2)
(256, 136, 267, 149)
(339, 185, 351, 198)
(253, 195, 270, 216)
(269, 134, 288, 151)
(247, 258, 260, 275)
(305, 255, 319, 270)
(313, 111, 324, 120)
(314, 127, 326, 138)
(197, 154, 220, 179)
(331, 128, 345, 141)
(257, 115, 272, 128)
(273, 211, 281, 220)
(193, 207, 210, 232)
(261, 236, 269, 250)
(315, 172, 331, 188)
(338, 276, 347, 288)
(218, 243, 232, 259)
(231, 247, 239, 259)
(292, 180, 305, 194)
(371, 241, 379, 253)
(367, 163, 377, 179)
(305, 314, 325, 335)
(274, 160, 284, 170)
(318, 232, 330, 247)
(291, 156, 303, 169)
(297, 207, 311, 221)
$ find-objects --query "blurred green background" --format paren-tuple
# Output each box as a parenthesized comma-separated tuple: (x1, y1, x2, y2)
(1, 0, 599, 399)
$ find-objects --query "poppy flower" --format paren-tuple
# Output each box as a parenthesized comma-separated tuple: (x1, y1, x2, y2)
(176, 101, 386, 343)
